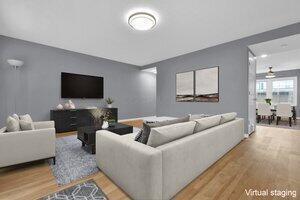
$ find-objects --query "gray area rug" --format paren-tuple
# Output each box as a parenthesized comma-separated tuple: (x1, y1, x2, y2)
(49, 135, 99, 185)
(40, 179, 107, 200)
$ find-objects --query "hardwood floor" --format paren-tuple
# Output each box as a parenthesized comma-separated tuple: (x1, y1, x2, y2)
(0, 126, 299, 200)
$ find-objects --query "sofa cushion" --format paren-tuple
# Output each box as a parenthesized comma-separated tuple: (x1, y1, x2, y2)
(193, 115, 221, 133)
(19, 120, 35, 131)
(0, 127, 6, 133)
(134, 129, 143, 141)
(12, 114, 20, 121)
(6, 116, 20, 132)
(147, 121, 196, 147)
(220, 112, 237, 124)
(19, 114, 33, 123)
(136, 116, 190, 144)
(189, 114, 207, 120)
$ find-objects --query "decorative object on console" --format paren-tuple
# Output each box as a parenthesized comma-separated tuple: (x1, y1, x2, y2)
(64, 102, 70, 109)
(105, 97, 114, 108)
(56, 104, 63, 110)
(68, 100, 75, 109)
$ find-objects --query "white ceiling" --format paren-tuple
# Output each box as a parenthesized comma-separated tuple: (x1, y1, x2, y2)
(1, 0, 300, 66)
(249, 34, 300, 73)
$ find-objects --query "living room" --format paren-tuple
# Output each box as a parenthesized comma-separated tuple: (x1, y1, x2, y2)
(0, 1, 299, 200)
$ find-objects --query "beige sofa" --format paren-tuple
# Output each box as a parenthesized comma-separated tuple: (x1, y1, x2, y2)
(0, 121, 56, 168)
(96, 118, 244, 200)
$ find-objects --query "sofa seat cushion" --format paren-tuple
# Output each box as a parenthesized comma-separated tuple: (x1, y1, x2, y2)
(6, 116, 20, 132)
(147, 121, 196, 147)
(220, 112, 237, 124)
(193, 115, 221, 133)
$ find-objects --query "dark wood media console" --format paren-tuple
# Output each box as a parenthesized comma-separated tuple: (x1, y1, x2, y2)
(50, 108, 118, 133)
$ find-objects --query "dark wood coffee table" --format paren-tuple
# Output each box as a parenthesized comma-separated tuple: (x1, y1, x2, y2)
(77, 123, 133, 154)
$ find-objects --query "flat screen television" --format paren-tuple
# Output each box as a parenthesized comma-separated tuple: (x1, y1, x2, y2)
(61, 72, 104, 98)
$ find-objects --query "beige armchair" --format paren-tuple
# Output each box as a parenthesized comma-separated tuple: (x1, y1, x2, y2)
(0, 121, 56, 168)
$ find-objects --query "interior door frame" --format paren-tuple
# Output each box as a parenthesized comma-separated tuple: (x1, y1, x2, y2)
(248, 49, 257, 135)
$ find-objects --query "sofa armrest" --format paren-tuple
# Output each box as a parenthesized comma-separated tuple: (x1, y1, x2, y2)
(0, 128, 56, 167)
(96, 130, 162, 200)
(33, 121, 55, 130)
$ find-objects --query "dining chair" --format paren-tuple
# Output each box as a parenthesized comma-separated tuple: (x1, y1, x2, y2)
(257, 103, 272, 124)
(276, 103, 293, 127)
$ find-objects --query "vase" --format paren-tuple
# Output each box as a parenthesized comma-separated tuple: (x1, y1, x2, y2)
(94, 118, 103, 129)
(107, 104, 112, 108)
(102, 121, 109, 129)
(56, 104, 63, 110)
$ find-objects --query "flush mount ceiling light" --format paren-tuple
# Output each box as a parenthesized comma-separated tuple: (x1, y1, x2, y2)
(128, 12, 156, 31)
(265, 67, 276, 79)
(260, 54, 268, 58)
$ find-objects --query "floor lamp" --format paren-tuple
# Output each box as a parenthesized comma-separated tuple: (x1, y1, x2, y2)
(7, 59, 24, 114)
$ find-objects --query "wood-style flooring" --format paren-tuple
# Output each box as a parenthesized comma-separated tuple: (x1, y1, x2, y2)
(0, 126, 299, 200)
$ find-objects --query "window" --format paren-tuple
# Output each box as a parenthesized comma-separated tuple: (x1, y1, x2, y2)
(256, 81, 267, 102)
(256, 77, 297, 105)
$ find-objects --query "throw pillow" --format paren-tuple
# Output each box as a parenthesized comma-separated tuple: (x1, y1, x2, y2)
(137, 116, 190, 144)
(6, 116, 20, 132)
(0, 127, 6, 133)
(147, 121, 196, 147)
(220, 112, 237, 124)
(193, 115, 221, 133)
(19, 120, 35, 131)
(12, 114, 20, 121)
(19, 114, 33, 123)
(134, 129, 143, 141)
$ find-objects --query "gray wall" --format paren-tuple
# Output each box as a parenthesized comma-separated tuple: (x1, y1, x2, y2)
(0, 36, 156, 126)
(144, 23, 300, 132)
(257, 69, 300, 116)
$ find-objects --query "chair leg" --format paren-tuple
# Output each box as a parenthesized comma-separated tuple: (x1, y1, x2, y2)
(53, 157, 56, 165)
(289, 117, 292, 127)
(268, 116, 271, 124)
(276, 117, 279, 125)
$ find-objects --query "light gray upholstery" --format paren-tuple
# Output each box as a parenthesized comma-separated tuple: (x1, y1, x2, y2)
(96, 118, 244, 200)
(157, 118, 244, 200)
(193, 115, 221, 133)
(96, 130, 163, 200)
(0, 127, 6, 133)
(220, 112, 237, 124)
(19, 120, 34, 131)
(147, 121, 196, 147)
(6, 116, 20, 132)
(33, 121, 55, 130)
(0, 121, 56, 168)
